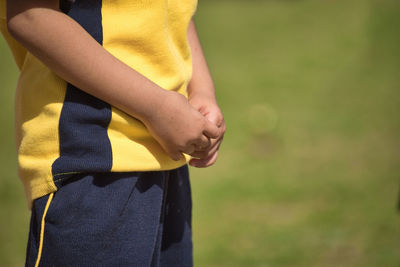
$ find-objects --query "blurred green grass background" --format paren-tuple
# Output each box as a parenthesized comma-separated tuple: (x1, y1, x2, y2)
(1, 0, 399, 266)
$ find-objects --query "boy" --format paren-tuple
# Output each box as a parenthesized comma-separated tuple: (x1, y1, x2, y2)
(0, 0, 225, 265)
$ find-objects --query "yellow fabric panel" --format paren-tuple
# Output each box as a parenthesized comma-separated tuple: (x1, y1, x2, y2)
(108, 107, 189, 171)
(0, 0, 5, 19)
(15, 54, 65, 206)
(1, 0, 198, 207)
(101, 0, 194, 93)
(102, 0, 197, 171)
(168, 0, 197, 77)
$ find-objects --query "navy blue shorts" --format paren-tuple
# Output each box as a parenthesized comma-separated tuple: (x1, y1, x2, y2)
(26, 165, 192, 266)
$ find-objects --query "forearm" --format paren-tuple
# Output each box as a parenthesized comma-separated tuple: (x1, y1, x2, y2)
(186, 20, 225, 167)
(6, 2, 167, 123)
(187, 19, 216, 103)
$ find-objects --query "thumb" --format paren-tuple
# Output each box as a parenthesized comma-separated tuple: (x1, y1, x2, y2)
(169, 152, 183, 161)
(203, 120, 220, 139)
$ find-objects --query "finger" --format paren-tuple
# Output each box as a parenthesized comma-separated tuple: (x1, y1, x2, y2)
(164, 146, 183, 161)
(218, 118, 226, 129)
(170, 153, 183, 161)
(202, 107, 223, 127)
(190, 148, 215, 160)
(189, 151, 219, 168)
(194, 135, 211, 151)
(204, 111, 219, 125)
(191, 132, 224, 158)
(181, 144, 196, 156)
(190, 139, 220, 159)
(203, 120, 220, 139)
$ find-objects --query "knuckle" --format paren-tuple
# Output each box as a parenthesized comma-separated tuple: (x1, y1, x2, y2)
(222, 124, 227, 133)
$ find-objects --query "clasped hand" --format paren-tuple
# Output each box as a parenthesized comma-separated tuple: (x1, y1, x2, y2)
(188, 93, 226, 168)
(142, 91, 225, 168)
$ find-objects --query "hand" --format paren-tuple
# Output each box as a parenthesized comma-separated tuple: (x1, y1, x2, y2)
(188, 94, 226, 167)
(142, 91, 221, 161)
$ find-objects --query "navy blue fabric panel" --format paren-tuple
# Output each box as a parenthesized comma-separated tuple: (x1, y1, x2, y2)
(52, 0, 113, 175)
(26, 166, 193, 266)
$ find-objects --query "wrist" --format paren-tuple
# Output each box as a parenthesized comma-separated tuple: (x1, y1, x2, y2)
(139, 90, 184, 125)
(188, 89, 217, 105)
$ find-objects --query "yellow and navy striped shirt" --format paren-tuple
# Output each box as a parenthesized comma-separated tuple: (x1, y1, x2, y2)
(0, 0, 197, 206)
